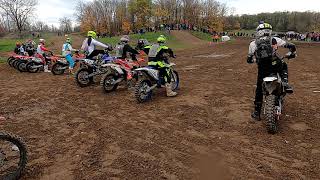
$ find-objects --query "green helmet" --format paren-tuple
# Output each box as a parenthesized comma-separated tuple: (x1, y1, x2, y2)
(66, 38, 71, 44)
(157, 35, 166, 43)
(87, 31, 97, 38)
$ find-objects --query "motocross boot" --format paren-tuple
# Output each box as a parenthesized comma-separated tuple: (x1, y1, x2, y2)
(44, 65, 51, 73)
(281, 70, 293, 94)
(251, 102, 262, 121)
(165, 83, 177, 97)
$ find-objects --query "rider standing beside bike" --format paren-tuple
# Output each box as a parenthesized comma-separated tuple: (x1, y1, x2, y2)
(81, 31, 111, 59)
(36, 39, 51, 72)
(62, 38, 76, 74)
(247, 22, 297, 120)
(142, 35, 177, 97)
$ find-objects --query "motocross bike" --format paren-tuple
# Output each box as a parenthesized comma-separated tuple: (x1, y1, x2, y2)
(133, 56, 179, 103)
(262, 53, 295, 134)
(51, 51, 86, 75)
(100, 57, 145, 93)
(74, 50, 116, 87)
(25, 52, 60, 73)
(0, 118, 28, 180)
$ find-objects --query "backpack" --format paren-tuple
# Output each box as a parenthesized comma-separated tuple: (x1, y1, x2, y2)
(255, 37, 273, 60)
(148, 44, 160, 58)
(116, 43, 125, 58)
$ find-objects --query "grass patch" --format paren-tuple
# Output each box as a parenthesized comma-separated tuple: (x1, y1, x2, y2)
(190, 31, 213, 41)
(99, 31, 188, 50)
(0, 57, 6, 64)
(0, 39, 18, 52)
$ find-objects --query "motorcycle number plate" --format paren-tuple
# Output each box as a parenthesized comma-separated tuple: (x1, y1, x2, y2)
(114, 67, 124, 74)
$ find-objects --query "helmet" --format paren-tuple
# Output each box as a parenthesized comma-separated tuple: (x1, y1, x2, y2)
(120, 35, 130, 42)
(157, 36, 166, 43)
(39, 39, 45, 44)
(87, 31, 97, 38)
(16, 42, 21, 46)
(256, 23, 272, 38)
(66, 38, 71, 44)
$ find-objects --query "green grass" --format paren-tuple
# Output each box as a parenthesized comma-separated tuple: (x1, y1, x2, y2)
(190, 31, 213, 41)
(0, 57, 6, 64)
(98, 31, 188, 50)
(0, 39, 18, 52)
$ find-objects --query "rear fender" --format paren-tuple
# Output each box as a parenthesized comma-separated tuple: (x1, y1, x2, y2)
(263, 78, 281, 95)
(135, 67, 159, 81)
(101, 64, 124, 74)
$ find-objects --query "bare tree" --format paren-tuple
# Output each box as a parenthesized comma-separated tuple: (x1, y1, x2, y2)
(0, 0, 38, 36)
(59, 17, 73, 33)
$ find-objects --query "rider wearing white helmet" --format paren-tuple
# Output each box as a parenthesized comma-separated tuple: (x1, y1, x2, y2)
(115, 35, 139, 60)
(247, 22, 297, 120)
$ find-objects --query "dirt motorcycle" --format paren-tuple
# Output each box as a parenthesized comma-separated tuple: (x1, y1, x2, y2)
(0, 117, 28, 180)
(133, 56, 179, 103)
(51, 51, 86, 75)
(7, 54, 33, 72)
(262, 53, 295, 134)
(74, 50, 116, 87)
(25, 52, 60, 73)
(100, 56, 145, 93)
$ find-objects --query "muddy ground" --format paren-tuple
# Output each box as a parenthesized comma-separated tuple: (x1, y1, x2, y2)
(0, 37, 319, 179)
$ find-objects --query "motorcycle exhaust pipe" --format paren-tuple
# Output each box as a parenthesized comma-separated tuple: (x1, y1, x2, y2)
(146, 84, 158, 92)
(113, 78, 124, 85)
(31, 65, 42, 69)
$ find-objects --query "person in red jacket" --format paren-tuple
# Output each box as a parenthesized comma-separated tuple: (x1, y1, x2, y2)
(36, 39, 52, 72)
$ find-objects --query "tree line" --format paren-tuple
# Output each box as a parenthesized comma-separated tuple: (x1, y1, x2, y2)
(75, 0, 229, 35)
(229, 11, 320, 33)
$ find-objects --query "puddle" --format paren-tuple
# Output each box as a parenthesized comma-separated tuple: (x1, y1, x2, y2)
(193, 53, 231, 58)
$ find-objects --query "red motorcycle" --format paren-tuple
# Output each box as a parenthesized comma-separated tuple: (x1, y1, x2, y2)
(25, 52, 61, 73)
(7, 53, 34, 72)
(100, 57, 145, 93)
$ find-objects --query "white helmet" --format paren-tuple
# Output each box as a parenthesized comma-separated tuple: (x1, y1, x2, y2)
(256, 23, 272, 38)
(120, 35, 129, 42)
(39, 39, 45, 44)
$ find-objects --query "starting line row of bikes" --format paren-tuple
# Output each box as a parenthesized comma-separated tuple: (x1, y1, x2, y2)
(7, 50, 180, 103)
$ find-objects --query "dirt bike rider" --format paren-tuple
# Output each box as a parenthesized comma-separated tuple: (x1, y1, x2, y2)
(25, 39, 36, 56)
(142, 35, 178, 97)
(115, 35, 140, 80)
(36, 39, 52, 72)
(247, 22, 297, 120)
(62, 37, 76, 74)
(14, 42, 26, 55)
(116, 35, 139, 60)
(81, 31, 111, 59)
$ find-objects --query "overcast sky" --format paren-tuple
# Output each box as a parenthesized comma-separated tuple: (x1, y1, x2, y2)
(36, 0, 319, 27)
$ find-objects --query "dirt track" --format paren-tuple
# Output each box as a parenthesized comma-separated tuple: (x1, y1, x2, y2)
(0, 37, 319, 179)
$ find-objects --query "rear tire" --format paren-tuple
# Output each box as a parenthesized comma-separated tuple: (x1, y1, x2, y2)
(7, 57, 15, 67)
(51, 63, 66, 75)
(13, 60, 20, 69)
(26, 62, 40, 73)
(135, 79, 152, 103)
(17, 61, 27, 72)
(265, 95, 278, 134)
(74, 68, 93, 87)
(100, 72, 119, 93)
(170, 70, 180, 91)
(0, 132, 28, 180)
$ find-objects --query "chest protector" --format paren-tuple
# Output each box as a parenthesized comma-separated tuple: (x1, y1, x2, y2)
(148, 44, 160, 58)
(255, 37, 273, 59)
(116, 43, 125, 58)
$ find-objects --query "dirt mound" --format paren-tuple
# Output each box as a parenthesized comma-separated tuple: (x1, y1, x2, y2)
(171, 30, 205, 45)
(0, 39, 319, 179)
